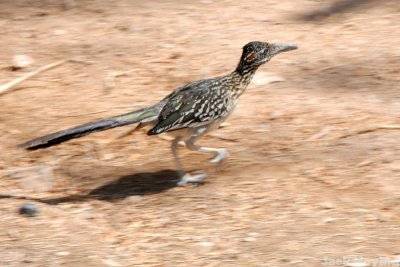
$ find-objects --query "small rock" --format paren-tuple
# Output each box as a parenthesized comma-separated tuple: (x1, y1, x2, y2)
(252, 71, 285, 86)
(378, 212, 393, 222)
(20, 32, 36, 38)
(114, 22, 130, 32)
(196, 241, 215, 252)
(197, 241, 214, 248)
(307, 126, 333, 141)
(256, 16, 270, 22)
(102, 259, 123, 267)
(219, 122, 231, 128)
(290, 260, 304, 264)
(345, 261, 369, 267)
(319, 202, 335, 209)
(243, 232, 259, 242)
(12, 54, 34, 70)
(243, 237, 257, 242)
(55, 251, 70, 256)
(195, 204, 208, 209)
(19, 203, 38, 217)
(13, 16, 27, 21)
(254, 124, 271, 133)
(53, 29, 67, 35)
(159, 44, 176, 49)
(133, 27, 148, 33)
(123, 195, 143, 204)
(168, 52, 182, 59)
(321, 217, 336, 224)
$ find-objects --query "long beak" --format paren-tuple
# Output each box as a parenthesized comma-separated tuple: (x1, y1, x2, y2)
(271, 44, 298, 55)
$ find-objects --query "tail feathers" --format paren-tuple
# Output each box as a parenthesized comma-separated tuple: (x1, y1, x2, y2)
(18, 104, 161, 150)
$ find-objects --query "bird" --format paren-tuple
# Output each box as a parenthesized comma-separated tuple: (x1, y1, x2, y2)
(18, 41, 297, 185)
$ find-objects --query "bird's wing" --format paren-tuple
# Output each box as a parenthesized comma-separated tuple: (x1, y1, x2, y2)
(148, 79, 230, 135)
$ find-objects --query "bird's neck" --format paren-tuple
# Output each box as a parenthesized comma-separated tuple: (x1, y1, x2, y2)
(227, 65, 259, 98)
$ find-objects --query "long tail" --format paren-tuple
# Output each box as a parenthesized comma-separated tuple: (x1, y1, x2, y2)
(18, 104, 161, 150)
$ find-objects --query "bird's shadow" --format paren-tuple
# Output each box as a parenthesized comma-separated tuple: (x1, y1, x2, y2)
(0, 170, 180, 205)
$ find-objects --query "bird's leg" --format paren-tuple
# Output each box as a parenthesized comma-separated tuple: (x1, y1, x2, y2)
(171, 137, 207, 185)
(185, 137, 229, 164)
(171, 137, 184, 177)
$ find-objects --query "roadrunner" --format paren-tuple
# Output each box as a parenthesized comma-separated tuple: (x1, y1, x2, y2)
(19, 41, 297, 185)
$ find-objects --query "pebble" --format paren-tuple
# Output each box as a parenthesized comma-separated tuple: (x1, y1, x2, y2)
(345, 261, 369, 267)
(197, 241, 214, 248)
(102, 259, 123, 267)
(12, 54, 34, 70)
(252, 71, 285, 86)
(55, 251, 70, 256)
(321, 217, 336, 224)
(19, 203, 38, 217)
(123, 195, 143, 204)
(159, 44, 176, 49)
(53, 29, 67, 35)
(256, 16, 270, 22)
(319, 202, 335, 209)
(243, 232, 259, 242)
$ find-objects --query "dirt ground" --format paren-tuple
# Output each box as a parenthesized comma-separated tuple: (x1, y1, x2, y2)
(1, 0, 400, 266)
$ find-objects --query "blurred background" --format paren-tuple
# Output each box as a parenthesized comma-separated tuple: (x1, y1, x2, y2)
(0, 0, 400, 266)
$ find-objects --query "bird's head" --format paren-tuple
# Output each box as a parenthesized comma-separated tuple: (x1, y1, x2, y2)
(236, 41, 297, 74)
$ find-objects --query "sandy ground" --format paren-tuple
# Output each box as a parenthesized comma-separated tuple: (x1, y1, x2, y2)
(1, 0, 400, 266)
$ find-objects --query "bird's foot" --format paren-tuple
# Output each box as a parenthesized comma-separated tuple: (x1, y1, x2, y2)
(209, 149, 229, 164)
(176, 171, 207, 186)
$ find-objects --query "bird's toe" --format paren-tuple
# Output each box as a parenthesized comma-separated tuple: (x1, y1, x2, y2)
(176, 172, 207, 186)
(209, 149, 229, 164)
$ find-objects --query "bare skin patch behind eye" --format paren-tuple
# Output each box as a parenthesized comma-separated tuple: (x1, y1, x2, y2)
(246, 51, 257, 62)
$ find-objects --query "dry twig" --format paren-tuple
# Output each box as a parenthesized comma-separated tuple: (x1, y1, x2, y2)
(0, 58, 86, 96)
(115, 125, 141, 139)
